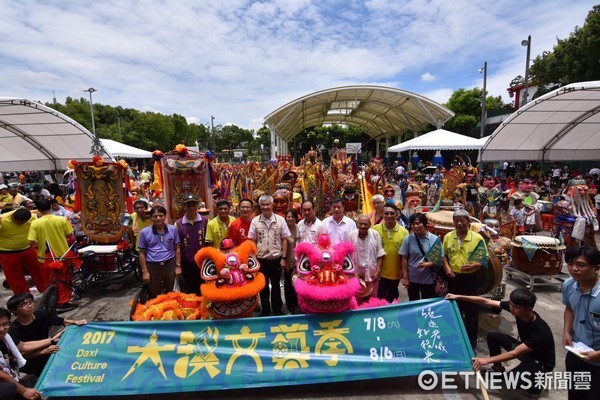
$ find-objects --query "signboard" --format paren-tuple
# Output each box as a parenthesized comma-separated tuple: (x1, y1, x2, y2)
(346, 142, 362, 154)
(36, 299, 473, 397)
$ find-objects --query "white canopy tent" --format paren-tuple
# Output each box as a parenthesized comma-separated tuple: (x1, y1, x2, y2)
(0, 97, 108, 172)
(100, 139, 152, 159)
(387, 129, 486, 153)
(480, 81, 600, 162)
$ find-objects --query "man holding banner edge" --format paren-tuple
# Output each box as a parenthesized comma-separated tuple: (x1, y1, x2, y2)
(442, 209, 487, 350)
(446, 288, 555, 397)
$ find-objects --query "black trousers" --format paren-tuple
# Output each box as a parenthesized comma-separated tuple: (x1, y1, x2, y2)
(180, 260, 203, 295)
(487, 330, 550, 393)
(377, 277, 400, 302)
(0, 382, 16, 400)
(407, 282, 436, 301)
(258, 257, 283, 315)
(566, 351, 600, 400)
(448, 273, 479, 349)
(283, 268, 298, 310)
(147, 259, 176, 299)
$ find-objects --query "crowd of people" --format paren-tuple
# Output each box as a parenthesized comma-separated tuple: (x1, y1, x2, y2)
(1, 159, 599, 399)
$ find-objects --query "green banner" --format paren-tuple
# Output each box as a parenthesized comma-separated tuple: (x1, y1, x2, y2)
(36, 299, 473, 397)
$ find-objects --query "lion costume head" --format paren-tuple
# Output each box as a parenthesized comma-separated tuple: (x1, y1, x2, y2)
(294, 234, 360, 313)
(194, 240, 266, 319)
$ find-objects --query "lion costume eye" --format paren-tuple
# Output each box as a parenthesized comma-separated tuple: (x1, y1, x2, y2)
(201, 259, 219, 280)
(342, 255, 355, 273)
(246, 254, 260, 272)
(297, 255, 311, 275)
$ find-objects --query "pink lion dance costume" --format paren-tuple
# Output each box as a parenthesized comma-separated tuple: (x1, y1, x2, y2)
(294, 234, 361, 313)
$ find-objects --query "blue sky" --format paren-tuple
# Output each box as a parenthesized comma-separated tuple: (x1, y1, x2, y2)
(0, 0, 595, 132)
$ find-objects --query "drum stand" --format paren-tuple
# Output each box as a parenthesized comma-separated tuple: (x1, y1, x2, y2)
(504, 265, 568, 292)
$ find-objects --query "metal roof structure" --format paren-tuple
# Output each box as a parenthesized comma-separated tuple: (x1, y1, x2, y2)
(480, 81, 600, 162)
(0, 98, 109, 171)
(264, 85, 455, 142)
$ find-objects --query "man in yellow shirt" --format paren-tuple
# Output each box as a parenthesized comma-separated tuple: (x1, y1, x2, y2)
(373, 203, 408, 302)
(27, 199, 76, 312)
(128, 199, 152, 251)
(0, 184, 13, 214)
(205, 199, 235, 248)
(443, 209, 488, 349)
(0, 208, 46, 295)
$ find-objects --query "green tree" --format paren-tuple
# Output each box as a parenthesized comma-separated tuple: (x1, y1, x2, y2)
(528, 5, 600, 96)
(443, 88, 509, 136)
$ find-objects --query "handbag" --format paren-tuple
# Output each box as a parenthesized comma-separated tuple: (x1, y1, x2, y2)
(414, 234, 448, 296)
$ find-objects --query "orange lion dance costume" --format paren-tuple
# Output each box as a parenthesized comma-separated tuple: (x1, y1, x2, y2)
(131, 241, 265, 321)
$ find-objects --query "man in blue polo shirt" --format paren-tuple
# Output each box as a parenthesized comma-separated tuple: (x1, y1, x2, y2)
(562, 246, 600, 400)
(138, 205, 181, 299)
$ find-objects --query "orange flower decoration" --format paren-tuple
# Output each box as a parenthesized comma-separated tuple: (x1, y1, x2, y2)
(175, 144, 189, 157)
(92, 155, 104, 166)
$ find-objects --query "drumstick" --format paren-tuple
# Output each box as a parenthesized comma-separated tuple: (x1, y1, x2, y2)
(476, 370, 490, 400)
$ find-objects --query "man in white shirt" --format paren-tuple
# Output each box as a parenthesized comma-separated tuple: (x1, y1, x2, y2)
(297, 200, 326, 245)
(322, 198, 357, 245)
(347, 214, 386, 302)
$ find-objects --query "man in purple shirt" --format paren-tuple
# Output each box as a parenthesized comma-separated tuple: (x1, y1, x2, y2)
(175, 194, 207, 295)
(138, 205, 181, 299)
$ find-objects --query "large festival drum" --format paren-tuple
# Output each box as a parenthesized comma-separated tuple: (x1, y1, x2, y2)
(473, 249, 504, 295)
(510, 235, 565, 275)
(426, 210, 455, 240)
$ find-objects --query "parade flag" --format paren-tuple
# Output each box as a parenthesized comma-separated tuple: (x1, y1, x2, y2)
(360, 174, 373, 215)
(431, 195, 442, 213)
(467, 239, 488, 269)
(520, 236, 539, 262)
(425, 237, 443, 267)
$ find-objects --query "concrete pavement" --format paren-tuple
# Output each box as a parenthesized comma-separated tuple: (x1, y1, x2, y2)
(2, 236, 599, 399)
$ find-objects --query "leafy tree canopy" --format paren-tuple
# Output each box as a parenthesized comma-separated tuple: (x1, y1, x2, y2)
(527, 5, 600, 96)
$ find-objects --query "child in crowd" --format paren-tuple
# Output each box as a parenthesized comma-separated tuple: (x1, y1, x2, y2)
(510, 199, 534, 234)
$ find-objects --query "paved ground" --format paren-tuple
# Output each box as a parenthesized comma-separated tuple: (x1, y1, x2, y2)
(2, 228, 598, 399)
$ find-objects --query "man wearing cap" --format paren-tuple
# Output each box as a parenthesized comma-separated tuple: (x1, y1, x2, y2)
(175, 194, 207, 295)
(228, 198, 254, 247)
(0, 184, 13, 214)
(0, 208, 46, 295)
(348, 214, 385, 303)
(205, 200, 235, 249)
(442, 209, 488, 350)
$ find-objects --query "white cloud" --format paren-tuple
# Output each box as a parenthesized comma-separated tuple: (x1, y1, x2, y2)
(421, 72, 436, 82)
(0, 0, 596, 133)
